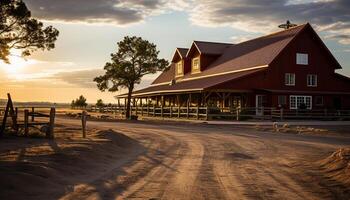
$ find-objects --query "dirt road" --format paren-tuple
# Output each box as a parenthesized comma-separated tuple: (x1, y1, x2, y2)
(56, 119, 350, 200)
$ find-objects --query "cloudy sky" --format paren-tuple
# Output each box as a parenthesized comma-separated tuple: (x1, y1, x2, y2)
(1, 0, 350, 103)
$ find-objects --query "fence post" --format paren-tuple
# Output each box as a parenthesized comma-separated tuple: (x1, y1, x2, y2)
(15, 107, 18, 118)
(153, 106, 155, 116)
(178, 106, 180, 118)
(170, 106, 172, 118)
(24, 109, 29, 136)
(324, 108, 327, 117)
(147, 104, 149, 116)
(187, 104, 189, 119)
(82, 111, 87, 138)
(47, 108, 55, 139)
(196, 106, 199, 120)
(280, 108, 283, 120)
(31, 107, 35, 122)
(161, 106, 164, 118)
(236, 108, 240, 121)
(141, 105, 143, 116)
(205, 107, 209, 121)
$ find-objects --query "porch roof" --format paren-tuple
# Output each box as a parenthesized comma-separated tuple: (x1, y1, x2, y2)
(116, 68, 264, 98)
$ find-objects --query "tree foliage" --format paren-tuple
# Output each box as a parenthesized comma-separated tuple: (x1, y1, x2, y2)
(0, 0, 59, 63)
(94, 36, 169, 118)
(71, 95, 88, 108)
(96, 99, 105, 108)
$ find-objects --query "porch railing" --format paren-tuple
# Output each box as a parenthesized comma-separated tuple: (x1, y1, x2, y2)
(89, 105, 350, 120)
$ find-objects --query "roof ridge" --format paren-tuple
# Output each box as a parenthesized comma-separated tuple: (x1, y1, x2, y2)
(193, 40, 233, 45)
(232, 23, 308, 46)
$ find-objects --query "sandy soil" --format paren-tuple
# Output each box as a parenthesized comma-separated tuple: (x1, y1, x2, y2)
(1, 118, 350, 200)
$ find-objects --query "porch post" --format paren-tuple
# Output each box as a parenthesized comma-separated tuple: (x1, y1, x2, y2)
(177, 94, 181, 118)
(117, 98, 120, 113)
(136, 98, 140, 115)
(141, 98, 143, 116)
(187, 93, 191, 118)
(147, 97, 150, 116)
(124, 98, 127, 114)
(161, 95, 164, 118)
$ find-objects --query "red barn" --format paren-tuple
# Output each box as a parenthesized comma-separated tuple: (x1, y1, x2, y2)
(116, 23, 350, 117)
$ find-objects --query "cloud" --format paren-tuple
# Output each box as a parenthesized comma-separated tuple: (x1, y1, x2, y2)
(49, 69, 104, 88)
(24, 0, 168, 25)
(50, 68, 159, 90)
(325, 34, 350, 44)
(188, 0, 350, 44)
(23, 0, 350, 44)
(230, 35, 256, 43)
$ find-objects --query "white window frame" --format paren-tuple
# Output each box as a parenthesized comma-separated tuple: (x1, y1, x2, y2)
(285, 73, 295, 86)
(192, 57, 200, 72)
(290, 95, 312, 110)
(296, 53, 308, 65)
(176, 61, 183, 76)
(307, 74, 317, 87)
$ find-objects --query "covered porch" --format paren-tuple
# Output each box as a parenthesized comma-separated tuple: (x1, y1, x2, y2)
(113, 89, 269, 120)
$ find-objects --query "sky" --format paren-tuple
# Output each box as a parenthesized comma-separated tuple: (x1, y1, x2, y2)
(1, 0, 350, 103)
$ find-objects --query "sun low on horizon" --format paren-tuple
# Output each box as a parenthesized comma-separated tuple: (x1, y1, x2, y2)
(0, 49, 37, 80)
(1, 0, 350, 104)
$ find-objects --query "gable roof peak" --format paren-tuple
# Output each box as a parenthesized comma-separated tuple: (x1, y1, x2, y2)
(187, 40, 233, 57)
(172, 47, 189, 62)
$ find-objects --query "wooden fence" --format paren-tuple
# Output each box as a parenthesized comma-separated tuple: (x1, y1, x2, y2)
(0, 96, 56, 138)
(90, 105, 350, 120)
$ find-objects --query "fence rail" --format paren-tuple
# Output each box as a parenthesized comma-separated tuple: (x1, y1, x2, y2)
(90, 105, 350, 120)
(1, 106, 56, 137)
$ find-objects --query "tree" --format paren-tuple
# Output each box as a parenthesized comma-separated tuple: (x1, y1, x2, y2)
(71, 100, 75, 109)
(94, 36, 168, 119)
(96, 99, 105, 108)
(0, 0, 59, 63)
(71, 95, 88, 109)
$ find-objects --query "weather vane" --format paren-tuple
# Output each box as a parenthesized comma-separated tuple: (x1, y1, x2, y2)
(278, 20, 297, 30)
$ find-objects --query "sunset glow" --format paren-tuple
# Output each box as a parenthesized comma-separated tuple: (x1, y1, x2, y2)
(0, 0, 349, 103)
(0, 50, 37, 80)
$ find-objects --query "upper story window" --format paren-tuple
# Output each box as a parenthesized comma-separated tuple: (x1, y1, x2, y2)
(192, 57, 200, 73)
(176, 61, 183, 76)
(285, 73, 295, 86)
(296, 53, 308, 65)
(307, 74, 317, 87)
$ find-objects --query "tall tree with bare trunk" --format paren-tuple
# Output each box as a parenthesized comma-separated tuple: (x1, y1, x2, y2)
(94, 36, 168, 119)
(0, 0, 59, 63)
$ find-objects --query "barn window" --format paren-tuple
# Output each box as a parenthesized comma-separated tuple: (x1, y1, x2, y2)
(290, 96, 312, 109)
(307, 74, 317, 87)
(192, 57, 200, 73)
(176, 61, 183, 75)
(296, 53, 308, 65)
(285, 73, 295, 86)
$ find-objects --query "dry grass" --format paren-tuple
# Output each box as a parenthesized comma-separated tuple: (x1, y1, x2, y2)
(320, 148, 350, 186)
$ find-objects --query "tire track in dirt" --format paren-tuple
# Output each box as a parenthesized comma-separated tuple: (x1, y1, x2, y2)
(197, 132, 326, 200)
(60, 129, 182, 200)
(56, 119, 350, 199)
